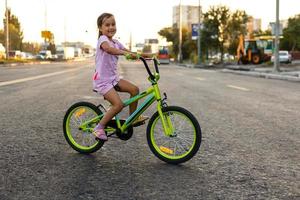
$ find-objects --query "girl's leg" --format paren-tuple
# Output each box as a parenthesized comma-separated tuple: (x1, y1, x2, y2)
(116, 79, 139, 114)
(99, 88, 123, 126)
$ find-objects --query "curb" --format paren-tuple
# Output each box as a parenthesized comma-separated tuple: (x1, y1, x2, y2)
(0, 57, 87, 67)
(0, 61, 51, 67)
(222, 69, 300, 82)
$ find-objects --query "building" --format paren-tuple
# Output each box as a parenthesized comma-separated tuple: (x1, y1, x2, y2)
(280, 19, 288, 29)
(173, 5, 202, 31)
(247, 17, 262, 37)
(61, 42, 84, 49)
(144, 39, 159, 53)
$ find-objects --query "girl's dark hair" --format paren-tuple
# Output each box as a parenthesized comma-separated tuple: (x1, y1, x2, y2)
(97, 13, 113, 38)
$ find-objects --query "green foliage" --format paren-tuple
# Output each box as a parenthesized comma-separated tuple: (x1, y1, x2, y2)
(0, 9, 24, 50)
(22, 42, 41, 54)
(158, 27, 178, 59)
(142, 45, 152, 53)
(202, 6, 248, 61)
(280, 14, 300, 51)
(227, 10, 248, 55)
(158, 5, 248, 63)
(158, 26, 197, 62)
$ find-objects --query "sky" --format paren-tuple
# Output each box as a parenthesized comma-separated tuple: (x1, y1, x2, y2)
(0, 0, 300, 47)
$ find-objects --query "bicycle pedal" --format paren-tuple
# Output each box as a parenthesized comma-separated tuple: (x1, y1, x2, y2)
(132, 121, 145, 127)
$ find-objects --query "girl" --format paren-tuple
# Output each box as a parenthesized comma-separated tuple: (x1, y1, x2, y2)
(93, 13, 149, 140)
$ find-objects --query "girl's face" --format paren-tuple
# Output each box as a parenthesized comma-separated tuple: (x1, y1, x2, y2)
(100, 16, 116, 39)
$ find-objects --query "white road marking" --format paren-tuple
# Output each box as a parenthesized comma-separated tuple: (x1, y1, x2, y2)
(201, 70, 216, 73)
(196, 77, 205, 81)
(0, 68, 81, 87)
(82, 95, 100, 100)
(227, 85, 250, 91)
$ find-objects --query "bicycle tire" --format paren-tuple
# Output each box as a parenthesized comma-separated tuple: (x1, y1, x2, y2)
(146, 106, 201, 164)
(63, 101, 104, 154)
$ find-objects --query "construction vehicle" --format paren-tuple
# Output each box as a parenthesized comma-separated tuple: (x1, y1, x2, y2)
(237, 34, 274, 65)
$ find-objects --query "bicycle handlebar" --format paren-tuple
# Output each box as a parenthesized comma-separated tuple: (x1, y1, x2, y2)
(139, 57, 159, 81)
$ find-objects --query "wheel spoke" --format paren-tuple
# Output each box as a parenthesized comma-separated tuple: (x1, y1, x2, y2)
(148, 107, 201, 163)
(67, 106, 99, 148)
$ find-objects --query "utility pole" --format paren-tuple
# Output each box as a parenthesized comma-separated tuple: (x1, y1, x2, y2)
(178, 0, 182, 63)
(274, 0, 280, 72)
(197, 0, 201, 65)
(44, 0, 47, 31)
(129, 32, 132, 51)
(5, 0, 9, 60)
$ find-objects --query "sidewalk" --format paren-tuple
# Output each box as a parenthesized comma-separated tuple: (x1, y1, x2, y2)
(0, 57, 87, 67)
(222, 61, 300, 82)
(177, 60, 300, 82)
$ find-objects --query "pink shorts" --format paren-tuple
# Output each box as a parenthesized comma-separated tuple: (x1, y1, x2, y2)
(93, 79, 120, 95)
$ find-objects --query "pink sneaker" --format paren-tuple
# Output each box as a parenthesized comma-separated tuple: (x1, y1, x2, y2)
(93, 128, 108, 141)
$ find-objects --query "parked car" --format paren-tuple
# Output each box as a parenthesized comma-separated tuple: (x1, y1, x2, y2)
(50, 54, 58, 60)
(24, 52, 34, 59)
(38, 50, 52, 59)
(8, 50, 22, 58)
(35, 54, 45, 60)
(271, 50, 292, 64)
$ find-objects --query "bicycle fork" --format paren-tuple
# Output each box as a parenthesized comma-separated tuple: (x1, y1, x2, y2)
(157, 93, 174, 136)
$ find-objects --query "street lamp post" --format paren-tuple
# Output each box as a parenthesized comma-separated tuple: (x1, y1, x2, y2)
(197, 0, 201, 65)
(5, 0, 9, 60)
(178, 0, 182, 63)
(274, 0, 280, 72)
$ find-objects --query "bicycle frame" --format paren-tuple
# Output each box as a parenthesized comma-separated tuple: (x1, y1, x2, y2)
(79, 78, 173, 136)
(79, 57, 174, 136)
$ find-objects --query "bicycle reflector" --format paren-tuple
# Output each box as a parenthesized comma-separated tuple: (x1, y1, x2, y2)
(75, 108, 86, 117)
(159, 146, 174, 154)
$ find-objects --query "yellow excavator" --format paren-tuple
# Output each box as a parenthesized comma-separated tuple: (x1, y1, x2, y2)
(236, 34, 272, 65)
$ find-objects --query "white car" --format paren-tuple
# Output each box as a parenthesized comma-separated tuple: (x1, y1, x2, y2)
(271, 51, 292, 63)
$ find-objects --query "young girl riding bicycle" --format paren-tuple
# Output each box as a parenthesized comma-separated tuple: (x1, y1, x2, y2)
(93, 13, 151, 141)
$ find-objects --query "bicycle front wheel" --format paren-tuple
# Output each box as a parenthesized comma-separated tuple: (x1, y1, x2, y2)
(63, 102, 104, 154)
(146, 106, 201, 164)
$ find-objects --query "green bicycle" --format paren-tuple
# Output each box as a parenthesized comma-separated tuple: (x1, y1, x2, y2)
(63, 57, 201, 164)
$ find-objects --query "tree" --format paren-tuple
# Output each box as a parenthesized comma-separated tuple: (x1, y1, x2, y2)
(202, 6, 248, 62)
(158, 26, 196, 62)
(158, 6, 249, 63)
(280, 14, 300, 51)
(22, 42, 41, 54)
(0, 9, 24, 51)
(227, 10, 248, 55)
(158, 27, 178, 59)
(202, 6, 230, 63)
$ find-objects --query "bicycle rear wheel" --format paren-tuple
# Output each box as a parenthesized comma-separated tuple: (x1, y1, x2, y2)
(63, 102, 104, 153)
(146, 106, 201, 164)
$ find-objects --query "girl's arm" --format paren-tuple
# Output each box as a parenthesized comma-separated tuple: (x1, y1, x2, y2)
(101, 42, 154, 59)
(100, 41, 128, 56)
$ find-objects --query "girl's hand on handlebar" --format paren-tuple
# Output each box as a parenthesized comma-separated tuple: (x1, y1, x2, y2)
(124, 52, 139, 60)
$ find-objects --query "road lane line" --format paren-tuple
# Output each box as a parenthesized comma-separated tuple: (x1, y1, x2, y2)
(196, 77, 206, 81)
(227, 85, 250, 91)
(0, 68, 81, 87)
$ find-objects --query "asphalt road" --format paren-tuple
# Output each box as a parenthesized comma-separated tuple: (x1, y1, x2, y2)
(0, 58, 299, 200)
